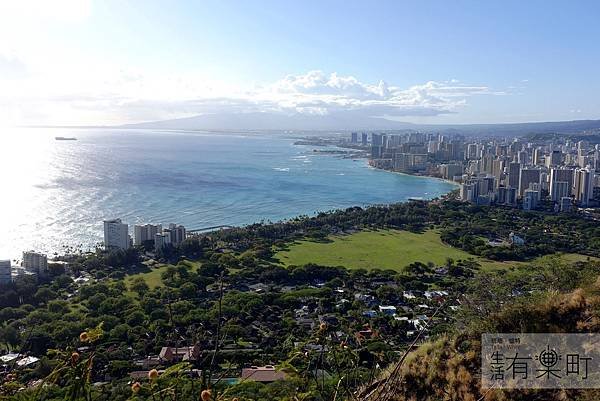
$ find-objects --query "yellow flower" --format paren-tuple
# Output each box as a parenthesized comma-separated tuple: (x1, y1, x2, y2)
(79, 332, 89, 342)
(70, 352, 80, 364)
(200, 389, 212, 401)
(131, 382, 142, 393)
(148, 369, 159, 380)
(319, 322, 327, 331)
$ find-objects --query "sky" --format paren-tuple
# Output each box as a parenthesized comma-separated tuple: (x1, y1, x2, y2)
(1, 0, 599, 126)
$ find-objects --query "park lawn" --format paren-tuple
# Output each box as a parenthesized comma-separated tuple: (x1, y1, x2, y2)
(275, 229, 478, 271)
(125, 260, 200, 291)
(126, 265, 167, 290)
(274, 229, 598, 272)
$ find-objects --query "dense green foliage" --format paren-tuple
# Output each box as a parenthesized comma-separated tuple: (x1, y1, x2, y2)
(1, 199, 600, 400)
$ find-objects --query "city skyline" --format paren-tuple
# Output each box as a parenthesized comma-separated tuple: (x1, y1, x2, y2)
(1, 0, 600, 127)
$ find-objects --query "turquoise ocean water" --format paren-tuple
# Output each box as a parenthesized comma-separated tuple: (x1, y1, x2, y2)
(0, 128, 456, 259)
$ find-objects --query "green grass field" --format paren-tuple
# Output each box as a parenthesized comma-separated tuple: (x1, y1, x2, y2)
(275, 229, 476, 270)
(125, 260, 200, 291)
(274, 229, 596, 271)
(126, 265, 168, 289)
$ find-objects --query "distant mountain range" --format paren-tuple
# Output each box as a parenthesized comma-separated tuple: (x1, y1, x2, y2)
(118, 112, 600, 137)
(118, 112, 416, 131)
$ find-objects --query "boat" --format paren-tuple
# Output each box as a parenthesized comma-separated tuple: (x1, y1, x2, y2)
(55, 137, 77, 141)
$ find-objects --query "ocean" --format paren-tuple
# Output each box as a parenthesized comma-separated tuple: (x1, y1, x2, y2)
(0, 128, 456, 259)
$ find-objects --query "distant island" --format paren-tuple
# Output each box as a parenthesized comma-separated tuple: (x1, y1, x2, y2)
(55, 136, 77, 141)
(116, 114, 600, 137)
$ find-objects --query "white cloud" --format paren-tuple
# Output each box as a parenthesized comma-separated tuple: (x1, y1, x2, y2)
(258, 71, 498, 118)
(0, 66, 504, 125)
(0, 2, 505, 126)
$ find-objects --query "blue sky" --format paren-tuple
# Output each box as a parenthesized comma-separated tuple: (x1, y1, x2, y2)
(1, 0, 599, 125)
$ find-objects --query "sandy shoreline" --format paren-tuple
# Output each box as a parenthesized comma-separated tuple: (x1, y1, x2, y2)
(360, 159, 460, 188)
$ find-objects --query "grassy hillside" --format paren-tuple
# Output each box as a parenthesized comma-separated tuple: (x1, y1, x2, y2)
(275, 229, 595, 271)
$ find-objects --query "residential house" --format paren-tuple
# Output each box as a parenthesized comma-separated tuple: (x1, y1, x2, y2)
(159, 345, 201, 363)
(241, 365, 287, 383)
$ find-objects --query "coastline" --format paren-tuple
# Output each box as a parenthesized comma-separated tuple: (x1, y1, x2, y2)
(365, 162, 460, 188)
(39, 168, 457, 262)
(3, 132, 458, 261)
(330, 141, 460, 188)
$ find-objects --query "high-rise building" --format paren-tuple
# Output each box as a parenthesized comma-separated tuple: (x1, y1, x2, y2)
(460, 182, 477, 203)
(543, 150, 563, 168)
(439, 163, 463, 180)
(428, 140, 440, 154)
(578, 154, 591, 168)
(508, 162, 521, 189)
(449, 140, 464, 160)
(518, 168, 541, 197)
(491, 159, 504, 187)
(134, 224, 162, 246)
(361, 133, 368, 145)
(466, 143, 478, 160)
(533, 148, 543, 165)
(528, 182, 543, 202)
(351, 132, 358, 143)
(523, 189, 539, 211)
(154, 232, 172, 252)
(497, 186, 517, 206)
(0, 260, 11, 284)
(408, 132, 426, 143)
(517, 150, 529, 165)
(22, 251, 48, 276)
(167, 224, 186, 245)
(550, 181, 570, 202)
(482, 155, 494, 174)
(103, 218, 130, 250)
(393, 153, 427, 173)
(478, 175, 496, 196)
(560, 197, 572, 212)
(549, 168, 574, 199)
(461, 175, 497, 205)
(574, 168, 593, 207)
(495, 144, 508, 157)
(387, 135, 401, 148)
(371, 145, 382, 159)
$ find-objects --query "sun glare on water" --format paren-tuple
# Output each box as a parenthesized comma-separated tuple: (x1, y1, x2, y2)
(0, 128, 59, 258)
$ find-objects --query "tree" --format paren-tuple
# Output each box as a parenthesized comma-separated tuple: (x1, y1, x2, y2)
(0, 325, 19, 351)
(376, 285, 402, 304)
(130, 277, 150, 295)
(109, 323, 131, 341)
(180, 237, 203, 256)
(47, 300, 70, 314)
(52, 274, 74, 289)
(161, 265, 178, 283)
(180, 282, 198, 299)
(35, 287, 58, 305)
(126, 310, 147, 326)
